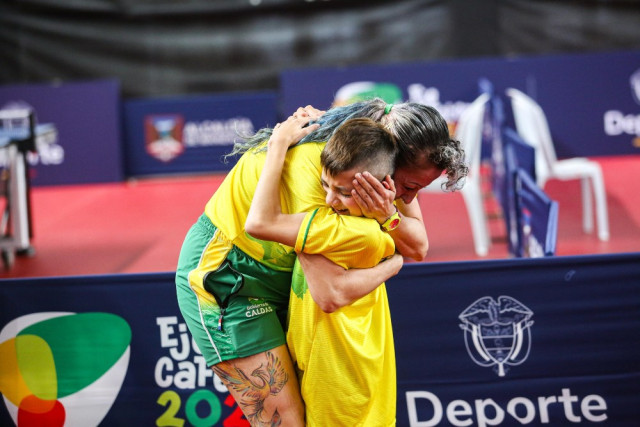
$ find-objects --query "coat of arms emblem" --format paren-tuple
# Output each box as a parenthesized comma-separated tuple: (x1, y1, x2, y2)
(459, 296, 534, 376)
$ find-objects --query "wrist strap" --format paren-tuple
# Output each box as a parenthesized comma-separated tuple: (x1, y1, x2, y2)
(380, 208, 401, 232)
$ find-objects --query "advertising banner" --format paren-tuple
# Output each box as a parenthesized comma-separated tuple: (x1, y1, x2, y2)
(281, 50, 640, 158)
(1, 252, 639, 426)
(0, 273, 246, 426)
(0, 80, 123, 186)
(390, 254, 640, 426)
(123, 92, 277, 177)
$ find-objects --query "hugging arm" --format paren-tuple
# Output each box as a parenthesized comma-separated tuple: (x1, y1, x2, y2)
(246, 114, 403, 312)
(392, 199, 429, 261)
(245, 116, 318, 245)
(300, 253, 403, 313)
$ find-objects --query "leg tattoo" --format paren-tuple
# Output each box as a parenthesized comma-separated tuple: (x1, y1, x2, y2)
(213, 351, 289, 426)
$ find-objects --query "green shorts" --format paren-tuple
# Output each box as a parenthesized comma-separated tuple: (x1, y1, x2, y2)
(176, 214, 292, 366)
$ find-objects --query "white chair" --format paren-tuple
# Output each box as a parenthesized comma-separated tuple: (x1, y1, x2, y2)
(506, 88, 609, 241)
(420, 93, 491, 256)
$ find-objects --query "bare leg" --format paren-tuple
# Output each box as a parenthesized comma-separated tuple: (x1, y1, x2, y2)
(212, 344, 304, 427)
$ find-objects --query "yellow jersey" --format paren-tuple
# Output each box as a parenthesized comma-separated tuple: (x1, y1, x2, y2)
(288, 207, 397, 427)
(205, 142, 326, 271)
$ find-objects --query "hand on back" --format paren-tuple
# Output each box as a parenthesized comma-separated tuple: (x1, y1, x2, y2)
(270, 114, 319, 149)
(293, 105, 326, 121)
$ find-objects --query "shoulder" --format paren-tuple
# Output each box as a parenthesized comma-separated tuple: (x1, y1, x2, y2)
(297, 208, 394, 264)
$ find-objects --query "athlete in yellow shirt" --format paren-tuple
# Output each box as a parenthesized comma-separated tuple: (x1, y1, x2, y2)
(176, 99, 467, 425)
(246, 115, 403, 426)
(176, 120, 401, 426)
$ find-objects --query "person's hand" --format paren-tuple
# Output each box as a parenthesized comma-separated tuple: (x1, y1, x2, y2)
(352, 172, 397, 224)
(385, 253, 404, 277)
(293, 105, 326, 121)
(270, 115, 319, 149)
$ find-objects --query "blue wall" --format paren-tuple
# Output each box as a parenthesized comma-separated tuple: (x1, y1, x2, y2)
(2, 50, 639, 185)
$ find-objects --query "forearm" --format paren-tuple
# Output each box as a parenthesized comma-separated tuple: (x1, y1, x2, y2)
(245, 142, 288, 236)
(300, 253, 403, 313)
(390, 200, 429, 261)
(245, 116, 315, 245)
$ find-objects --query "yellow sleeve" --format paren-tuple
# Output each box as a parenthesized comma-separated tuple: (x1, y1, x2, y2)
(204, 141, 327, 271)
(295, 207, 395, 269)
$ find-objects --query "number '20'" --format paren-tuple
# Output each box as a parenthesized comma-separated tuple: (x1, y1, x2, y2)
(157, 390, 249, 426)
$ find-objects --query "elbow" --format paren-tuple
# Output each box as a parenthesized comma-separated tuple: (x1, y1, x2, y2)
(244, 218, 266, 240)
(317, 300, 340, 314)
(317, 292, 347, 313)
(401, 241, 429, 262)
(421, 240, 430, 260)
(321, 288, 354, 313)
(413, 243, 429, 262)
(309, 286, 347, 313)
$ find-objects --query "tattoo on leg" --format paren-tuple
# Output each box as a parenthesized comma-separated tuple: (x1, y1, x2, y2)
(213, 351, 289, 426)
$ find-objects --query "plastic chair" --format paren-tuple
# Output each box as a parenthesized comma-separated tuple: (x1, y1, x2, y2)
(514, 168, 559, 257)
(506, 88, 609, 241)
(420, 92, 490, 256)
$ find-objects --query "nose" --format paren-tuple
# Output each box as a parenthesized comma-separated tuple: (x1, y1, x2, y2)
(394, 187, 415, 204)
(325, 190, 338, 207)
(399, 189, 417, 204)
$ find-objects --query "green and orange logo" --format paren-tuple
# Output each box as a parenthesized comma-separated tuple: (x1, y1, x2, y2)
(0, 312, 132, 426)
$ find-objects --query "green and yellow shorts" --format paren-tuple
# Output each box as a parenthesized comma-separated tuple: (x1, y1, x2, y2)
(176, 214, 292, 366)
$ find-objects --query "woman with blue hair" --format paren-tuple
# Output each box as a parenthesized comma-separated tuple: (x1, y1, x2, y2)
(175, 98, 467, 425)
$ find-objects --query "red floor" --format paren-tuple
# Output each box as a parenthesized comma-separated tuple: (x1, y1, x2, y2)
(417, 155, 640, 262)
(1, 155, 639, 279)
